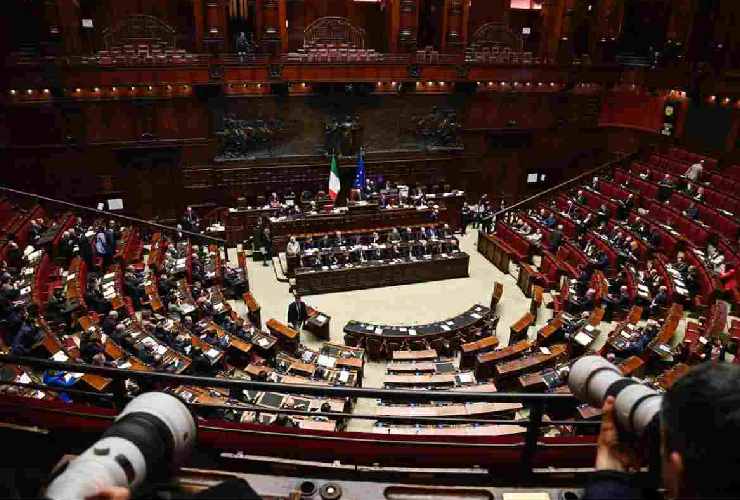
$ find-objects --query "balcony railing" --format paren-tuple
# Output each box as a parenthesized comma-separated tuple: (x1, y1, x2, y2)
(0, 354, 599, 475)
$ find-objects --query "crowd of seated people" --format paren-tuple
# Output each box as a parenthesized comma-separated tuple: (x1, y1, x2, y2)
(290, 225, 459, 270)
(0, 199, 362, 431)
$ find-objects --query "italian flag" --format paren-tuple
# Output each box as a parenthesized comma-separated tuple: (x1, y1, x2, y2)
(328, 154, 340, 201)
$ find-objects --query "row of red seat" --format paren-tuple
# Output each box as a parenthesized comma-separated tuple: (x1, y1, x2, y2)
(614, 170, 731, 246)
(667, 147, 718, 170)
(494, 221, 531, 262)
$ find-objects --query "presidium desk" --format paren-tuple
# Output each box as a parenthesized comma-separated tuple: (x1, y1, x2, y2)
(293, 251, 470, 296)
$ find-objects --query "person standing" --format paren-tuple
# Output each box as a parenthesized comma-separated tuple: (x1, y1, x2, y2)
(261, 225, 272, 267)
(287, 295, 308, 331)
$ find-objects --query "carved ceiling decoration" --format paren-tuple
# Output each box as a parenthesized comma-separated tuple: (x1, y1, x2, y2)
(304, 17, 366, 49)
(103, 15, 177, 49)
(470, 22, 523, 51)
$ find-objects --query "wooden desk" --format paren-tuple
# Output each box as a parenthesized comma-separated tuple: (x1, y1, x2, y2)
(386, 361, 437, 372)
(392, 349, 438, 361)
(517, 368, 563, 392)
(383, 373, 458, 386)
(304, 306, 331, 340)
(518, 263, 540, 298)
(242, 292, 262, 328)
(266, 319, 299, 350)
(475, 340, 534, 379)
(376, 402, 521, 418)
(537, 315, 564, 344)
(495, 344, 567, 380)
(460, 335, 499, 370)
(294, 252, 469, 296)
(509, 312, 535, 345)
(270, 206, 444, 251)
(344, 305, 490, 360)
(477, 232, 511, 274)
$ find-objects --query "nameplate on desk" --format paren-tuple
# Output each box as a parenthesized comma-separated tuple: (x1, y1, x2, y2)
(408, 329, 417, 335)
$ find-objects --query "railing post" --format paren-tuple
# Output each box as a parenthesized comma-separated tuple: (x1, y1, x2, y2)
(521, 400, 544, 477)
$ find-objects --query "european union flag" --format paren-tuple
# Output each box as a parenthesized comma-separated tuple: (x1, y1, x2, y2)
(353, 148, 366, 189)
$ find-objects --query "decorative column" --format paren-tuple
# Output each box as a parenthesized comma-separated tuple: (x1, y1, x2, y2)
(193, 0, 205, 52)
(389, 0, 420, 53)
(255, 0, 287, 55)
(441, 0, 469, 53)
(53, 0, 81, 55)
(539, 0, 565, 64)
(203, 0, 229, 52)
(591, 0, 623, 62)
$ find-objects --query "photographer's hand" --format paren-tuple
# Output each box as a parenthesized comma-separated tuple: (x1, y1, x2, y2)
(85, 486, 130, 500)
(595, 396, 641, 472)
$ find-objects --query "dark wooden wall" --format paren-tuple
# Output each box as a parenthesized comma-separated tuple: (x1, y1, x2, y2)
(1, 89, 617, 220)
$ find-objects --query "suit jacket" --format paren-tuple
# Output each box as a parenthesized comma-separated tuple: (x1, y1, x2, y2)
(288, 301, 308, 325)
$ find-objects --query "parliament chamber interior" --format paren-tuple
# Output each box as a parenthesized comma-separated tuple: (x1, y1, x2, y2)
(0, 0, 739, 499)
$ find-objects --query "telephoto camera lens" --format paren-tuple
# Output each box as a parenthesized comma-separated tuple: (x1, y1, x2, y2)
(45, 392, 196, 500)
(568, 356, 662, 438)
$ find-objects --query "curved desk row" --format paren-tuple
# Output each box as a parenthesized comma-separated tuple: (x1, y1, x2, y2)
(343, 304, 492, 360)
(294, 252, 469, 296)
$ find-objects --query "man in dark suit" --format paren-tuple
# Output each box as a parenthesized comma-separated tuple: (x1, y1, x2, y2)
(549, 225, 564, 252)
(287, 295, 309, 331)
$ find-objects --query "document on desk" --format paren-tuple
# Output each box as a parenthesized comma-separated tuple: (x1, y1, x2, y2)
(408, 329, 417, 335)
(52, 351, 69, 362)
(338, 371, 350, 383)
(258, 338, 270, 348)
(317, 354, 336, 368)
(441, 324, 451, 331)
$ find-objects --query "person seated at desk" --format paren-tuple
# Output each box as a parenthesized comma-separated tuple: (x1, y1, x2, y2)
(592, 251, 610, 272)
(576, 190, 587, 206)
(563, 311, 589, 342)
(102, 310, 119, 337)
(618, 320, 659, 357)
(181, 206, 199, 233)
(514, 218, 532, 235)
(10, 311, 41, 357)
(286, 237, 301, 257)
(386, 227, 402, 245)
(378, 192, 389, 208)
(684, 266, 700, 297)
(569, 288, 596, 314)
(190, 345, 216, 376)
(402, 227, 415, 242)
(564, 200, 577, 218)
(303, 236, 315, 250)
(549, 225, 564, 252)
(604, 285, 631, 321)
(647, 229, 662, 250)
(333, 231, 347, 247)
(268, 192, 281, 208)
(319, 235, 331, 249)
(658, 174, 675, 201)
(683, 159, 704, 182)
(693, 185, 705, 203)
(526, 229, 543, 245)
(616, 194, 634, 220)
(441, 224, 453, 239)
(683, 202, 700, 221)
(425, 226, 439, 240)
(673, 253, 689, 275)
(542, 211, 557, 229)
(649, 285, 670, 315)
(596, 204, 611, 225)
(80, 328, 104, 364)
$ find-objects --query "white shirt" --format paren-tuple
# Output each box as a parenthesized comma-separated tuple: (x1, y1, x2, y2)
(684, 163, 703, 182)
